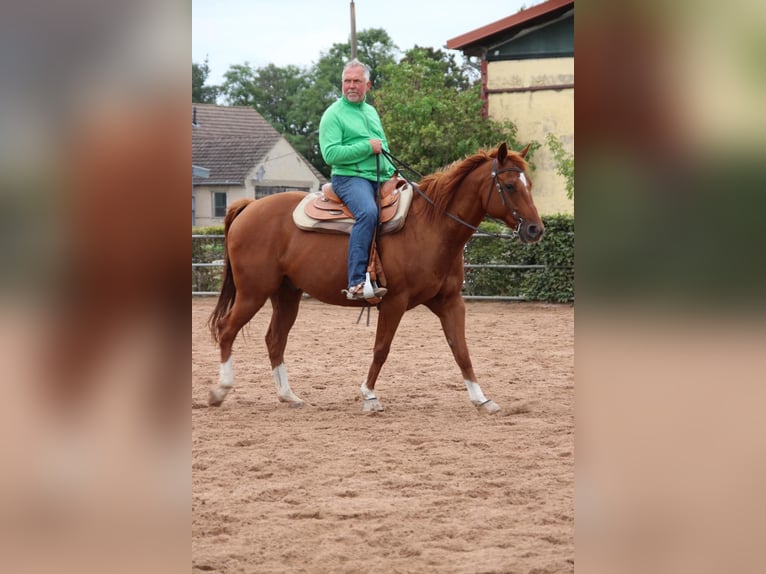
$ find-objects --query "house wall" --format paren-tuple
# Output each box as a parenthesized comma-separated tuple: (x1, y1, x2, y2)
(247, 138, 320, 193)
(192, 138, 322, 228)
(487, 57, 574, 215)
(193, 185, 249, 228)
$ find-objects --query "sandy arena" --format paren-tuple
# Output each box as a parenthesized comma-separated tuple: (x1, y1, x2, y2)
(192, 297, 574, 573)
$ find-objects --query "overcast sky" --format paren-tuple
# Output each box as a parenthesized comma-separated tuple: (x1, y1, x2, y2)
(193, 0, 530, 85)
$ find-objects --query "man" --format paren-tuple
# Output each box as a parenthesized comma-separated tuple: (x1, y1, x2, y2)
(319, 58, 394, 300)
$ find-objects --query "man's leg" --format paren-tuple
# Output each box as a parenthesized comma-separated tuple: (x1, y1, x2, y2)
(330, 176, 378, 289)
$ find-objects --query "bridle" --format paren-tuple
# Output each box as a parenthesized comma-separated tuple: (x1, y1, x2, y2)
(488, 158, 528, 236)
(380, 150, 528, 239)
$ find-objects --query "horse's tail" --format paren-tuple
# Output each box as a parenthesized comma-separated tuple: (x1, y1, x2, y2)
(208, 199, 254, 343)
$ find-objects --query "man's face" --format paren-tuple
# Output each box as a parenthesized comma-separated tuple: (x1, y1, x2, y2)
(342, 66, 370, 103)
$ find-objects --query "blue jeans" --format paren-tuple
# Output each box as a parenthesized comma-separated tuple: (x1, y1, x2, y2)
(331, 175, 380, 289)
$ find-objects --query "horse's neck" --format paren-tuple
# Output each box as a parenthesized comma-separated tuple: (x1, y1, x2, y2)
(440, 170, 489, 239)
(415, 170, 489, 253)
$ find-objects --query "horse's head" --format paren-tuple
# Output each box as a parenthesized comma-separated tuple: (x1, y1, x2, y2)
(485, 143, 544, 243)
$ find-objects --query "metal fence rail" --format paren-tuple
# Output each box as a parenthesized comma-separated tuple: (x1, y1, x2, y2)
(193, 234, 570, 300)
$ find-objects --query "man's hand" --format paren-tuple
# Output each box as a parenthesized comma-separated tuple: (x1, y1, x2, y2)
(369, 139, 383, 154)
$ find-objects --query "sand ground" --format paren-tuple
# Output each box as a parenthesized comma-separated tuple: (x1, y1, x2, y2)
(192, 297, 574, 573)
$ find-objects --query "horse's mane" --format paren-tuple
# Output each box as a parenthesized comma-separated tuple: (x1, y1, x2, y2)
(417, 147, 529, 222)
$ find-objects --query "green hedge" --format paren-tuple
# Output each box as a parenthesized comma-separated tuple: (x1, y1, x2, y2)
(192, 226, 224, 293)
(463, 215, 574, 302)
(192, 217, 574, 301)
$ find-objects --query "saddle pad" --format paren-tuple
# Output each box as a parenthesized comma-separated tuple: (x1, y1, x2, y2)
(292, 182, 414, 235)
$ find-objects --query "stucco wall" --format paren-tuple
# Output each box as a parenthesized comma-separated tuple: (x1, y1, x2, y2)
(192, 138, 322, 227)
(487, 58, 574, 215)
(193, 185, 249, 228)
(248, 138, 320, 192)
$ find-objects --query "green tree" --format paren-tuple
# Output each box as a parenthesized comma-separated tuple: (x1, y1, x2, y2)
(546, 133, 574, 200)
(399, 46, 472, 90)
(375, 47, 527, 176)
(282, 76, 335, 175)
(314, 28, 398, 100)
(217, 29, 398, 178)
(192, 58, 219, 103)
(220, 63, 311, 135)
(218, 63, 258, 107)
(219, 62, 326, 174)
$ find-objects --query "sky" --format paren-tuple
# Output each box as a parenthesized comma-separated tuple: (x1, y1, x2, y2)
(192, 0, 530, 85)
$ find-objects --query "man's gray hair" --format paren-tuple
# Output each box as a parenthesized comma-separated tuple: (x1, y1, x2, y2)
(343, 58, 370, 81)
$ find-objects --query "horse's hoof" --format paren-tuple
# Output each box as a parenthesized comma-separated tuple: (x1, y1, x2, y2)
(278, 395, 304, 408)
(362, 398, 384, 413)
(208, 387, 230, 407)
(477, 400, 501, 414)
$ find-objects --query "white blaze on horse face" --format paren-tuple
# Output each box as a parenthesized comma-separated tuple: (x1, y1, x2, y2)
(519, 172, 528, 189)
(219, 357, 234, 388)
(464, 379, 488, 406)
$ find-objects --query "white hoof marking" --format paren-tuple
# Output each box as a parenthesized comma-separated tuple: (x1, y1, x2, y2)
(219, 357, 234, 388)
(360, 380, 383, 413)
(362, 398, 384, 413)
(208, 386, 231, 406)
(273, 364, 303, 406)
(464, 379, 488, 405)
(209, 358, 235, 406)
(464, 379, 500, 413)
(477, 400, 501, 414)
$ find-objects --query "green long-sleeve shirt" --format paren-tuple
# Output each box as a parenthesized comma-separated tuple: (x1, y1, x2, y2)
(319, 97, 395, 181)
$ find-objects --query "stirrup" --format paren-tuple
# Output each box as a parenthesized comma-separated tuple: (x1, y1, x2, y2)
(343, 281, 388, 301)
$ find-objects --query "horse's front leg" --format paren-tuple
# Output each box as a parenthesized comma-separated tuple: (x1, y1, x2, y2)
(427, 295, 501, 414)
(360, 304, 405, 413)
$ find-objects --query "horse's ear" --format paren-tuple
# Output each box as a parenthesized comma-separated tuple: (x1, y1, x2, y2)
(497, 142, 508, 162)
(519, 143, 531, 159)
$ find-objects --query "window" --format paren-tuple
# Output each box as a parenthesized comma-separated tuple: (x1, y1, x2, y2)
(213, 192, 227, 217)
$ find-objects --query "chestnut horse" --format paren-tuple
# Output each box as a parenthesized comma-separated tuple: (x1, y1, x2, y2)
(208, 143, 543, 413)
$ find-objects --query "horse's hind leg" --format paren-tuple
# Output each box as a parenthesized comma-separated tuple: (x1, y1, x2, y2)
(266, 285, 304, 407)
(209, 293, 267, 406)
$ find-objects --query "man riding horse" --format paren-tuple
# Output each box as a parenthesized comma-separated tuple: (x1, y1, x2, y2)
(318, 58, 393, 301)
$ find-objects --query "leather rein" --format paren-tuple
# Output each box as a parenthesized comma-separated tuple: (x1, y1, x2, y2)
(380, 149, 525, 239)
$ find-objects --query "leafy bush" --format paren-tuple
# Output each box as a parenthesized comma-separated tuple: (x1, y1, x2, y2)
(546, 133, 574, 200)
(192, 226, 224, 293)
(463, 215, 574, 302)
(192, 217, 574, 302)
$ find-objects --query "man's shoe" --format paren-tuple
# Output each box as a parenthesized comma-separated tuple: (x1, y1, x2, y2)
(344, 282, 367, 300)
(343, 282, 388, 300)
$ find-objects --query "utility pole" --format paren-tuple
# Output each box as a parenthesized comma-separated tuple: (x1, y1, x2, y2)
(350, 0, 357, 59)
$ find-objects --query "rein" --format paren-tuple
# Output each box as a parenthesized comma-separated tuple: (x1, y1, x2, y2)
(380, 149, 524, 239)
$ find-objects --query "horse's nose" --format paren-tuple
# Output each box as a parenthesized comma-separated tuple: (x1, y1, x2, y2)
(527, 223, 543, 241)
